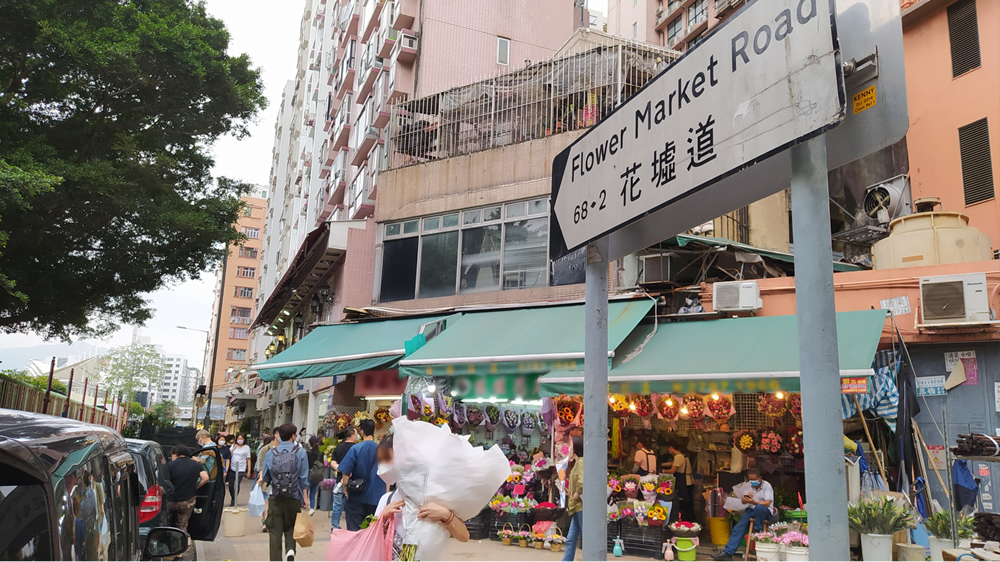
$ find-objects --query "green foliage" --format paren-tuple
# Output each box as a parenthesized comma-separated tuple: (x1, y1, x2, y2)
(145, 399, 178, 428)
(924, 511, 973, 540)
(848, 497, 916, 535)
(0, 0, 266, 340)
(0, 368, 67, 395)
(100, 344, 165, 401)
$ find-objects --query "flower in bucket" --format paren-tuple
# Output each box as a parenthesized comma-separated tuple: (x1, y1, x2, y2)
(657, 395, 680, 420)
(758, 392, 789, 418)
(734, 429, 757, 452)
(753, 531, 779, 544)
(781, 531, 809, 548)
(759, 430, 782, 453)
(669, 520, 702, 537)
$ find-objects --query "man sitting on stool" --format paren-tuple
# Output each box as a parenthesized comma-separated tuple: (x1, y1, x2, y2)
(713, 467, 775, 561)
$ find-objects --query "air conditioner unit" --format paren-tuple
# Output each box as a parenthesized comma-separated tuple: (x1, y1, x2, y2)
(639, 253, 671, 284)
(713, 280, 762, 312)
(919, 272, 993, 326)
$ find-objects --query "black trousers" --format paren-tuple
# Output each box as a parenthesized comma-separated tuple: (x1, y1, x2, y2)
(344, 498, 377, 531)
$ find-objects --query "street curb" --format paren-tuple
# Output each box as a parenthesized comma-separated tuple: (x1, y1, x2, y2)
(194, 539, 205, 561)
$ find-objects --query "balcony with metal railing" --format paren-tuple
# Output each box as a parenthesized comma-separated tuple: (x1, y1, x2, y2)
(656, 0, 685, 29)
(348, 166, 375, 219)
(355, 44, 385, 100)
(372, 72, 392, 128)
(377, 6, 398, 58)
(714, 0, 744, 17)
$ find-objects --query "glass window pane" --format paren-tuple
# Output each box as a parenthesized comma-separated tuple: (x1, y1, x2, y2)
(506, 202, 526, 219)
(442, 214, 459, 228)
(460, 225, 502, 294)
(529, 199, 547, 215)
(418, 231, 459, 298)
(380, 238, 418, 302)
(385, 223, 401, 237)
(502, 218, 548, 290)
(463, 210, 481, 225)
(485, 206, 502, 222)
(403, 220, 419, 234)
(423, 217, 440, 231)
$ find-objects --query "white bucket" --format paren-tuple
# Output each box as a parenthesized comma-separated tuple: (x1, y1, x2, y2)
(754, 543, 781, 561)
(928, 536, 952, 561)
(784, 545, 810, 561)
(223, 507, 247, 537)
(860, 533, 893, 561)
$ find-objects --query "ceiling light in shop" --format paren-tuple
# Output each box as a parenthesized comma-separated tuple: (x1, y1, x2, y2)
(711, 393, 720, 401)
(362, 395, 402, 401)
(510, 398, 542, 406)
(680, 406, 689, 415)
(427, 384, 436, 393)
(775, 391, 784, 399)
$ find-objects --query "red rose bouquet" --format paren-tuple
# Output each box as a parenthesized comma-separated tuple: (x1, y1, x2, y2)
(706, 393, 734, 425)
(790, 393, 802, 418)
(786, 429, 804, 457)
(758, 393, 788, 419)
(657, 395, 680, 420)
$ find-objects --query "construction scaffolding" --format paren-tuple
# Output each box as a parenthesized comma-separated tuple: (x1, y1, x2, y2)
(386, 36, 680, 169)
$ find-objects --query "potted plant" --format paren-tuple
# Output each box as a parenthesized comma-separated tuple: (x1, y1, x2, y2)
(925, 510, 974, 560)
(848, 497, 915, 561)
(550, 533, 566, 552)
(533, 532, 546, 549)
(780, 530, 809, 561)
(752, 531, 781, 562)
(497, 525, 514, 546)
(517, 528, 531, 547)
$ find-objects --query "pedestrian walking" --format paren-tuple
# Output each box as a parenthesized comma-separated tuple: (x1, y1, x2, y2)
(166, 445, 209, 532)
(262, 423, 310, 561)
(562, 436, 584, 562)
(230, 433, 252, 506)
(307, 435, 323, 516)
(257, 428, 280, 532)
(329, 426, 357, 530)
(222, 434, 236, 505)
(338, 419, 384, 531)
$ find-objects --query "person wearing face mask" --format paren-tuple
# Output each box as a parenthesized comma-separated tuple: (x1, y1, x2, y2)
(371, 432, 469, 560)
(193, 429, 218, 477)
(712, 467, 775, 560)
(218, 435, 233, 498)
(230, 433, 252, 506)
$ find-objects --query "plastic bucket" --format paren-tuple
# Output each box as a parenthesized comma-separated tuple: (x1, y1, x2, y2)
(708, 516, 731, 545)
(928, 536, 952, 561)
(860, 533, 892, 561)
(674, 537, 697, 562)
(785, 545, 809, 561)
(754, 543, 780, 562)
(223, 507, 247, 537)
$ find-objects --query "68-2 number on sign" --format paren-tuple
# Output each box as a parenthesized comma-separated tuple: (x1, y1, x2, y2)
(573, 190, 606, 224)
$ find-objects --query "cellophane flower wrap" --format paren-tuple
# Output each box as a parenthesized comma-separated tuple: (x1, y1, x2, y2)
(681, 394, 705, 418)
(622, 475, 640, 498)
(521, 411, 537, 435)
(334, 413, 352, 432)
(657, 395, 680, 420)
(633, 394, 654, 428)
(465, 405, 485, 427)
(785, 430, 804, 457)
(789, 393, 802, 419)
(502, 406, 521, 433)
(640, 475, 659, 502)
(706, 394, 735, 424)
(392, 418, 512, 560)
(407, 394, 422, 420)
(452, 402, 467, 426)
(484, 404, 502, 432)
(609, 394, 631, 419)
(656, 474, 675, 497)
(758, 393, 788, 419)
(374, 407, 391, 429)
(759, 430, 782, 454)
(436, 392, 452, 417)
(734, 430, 757, 453)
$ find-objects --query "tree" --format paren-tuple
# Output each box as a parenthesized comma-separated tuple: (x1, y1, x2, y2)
(146, 399, 178, 427)
(0, 368, 68, 395)
(0, 0, 266, 340)
(99, 343, 164, 402)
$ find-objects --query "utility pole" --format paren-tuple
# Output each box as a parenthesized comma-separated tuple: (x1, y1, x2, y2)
(42, 357, 56, 415)
(63, 368, 75, 418)
(205, 248, 229, 429)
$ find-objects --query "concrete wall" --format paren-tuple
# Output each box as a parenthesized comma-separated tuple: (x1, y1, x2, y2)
(608, 0, 658, 42)
(903, 0, 1000, 248)
(748, 190, 791, 253)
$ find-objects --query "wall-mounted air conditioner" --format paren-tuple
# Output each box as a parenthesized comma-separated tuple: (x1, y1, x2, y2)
(713, 280, 762, 312)
(919, 272, 993, 326)
(639, 254, 671, 284)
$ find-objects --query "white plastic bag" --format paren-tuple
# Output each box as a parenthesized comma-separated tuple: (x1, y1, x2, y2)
(392, 418, 511, 560)
(248, 483, 265, 517)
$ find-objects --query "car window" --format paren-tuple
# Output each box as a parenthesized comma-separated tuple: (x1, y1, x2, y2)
(55, 456, 116, 560)
(0, 469, 54, 560)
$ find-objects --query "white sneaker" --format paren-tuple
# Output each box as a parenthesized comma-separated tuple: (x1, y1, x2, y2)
(286, 549, 295, 561)
(309, 508, 316, 516)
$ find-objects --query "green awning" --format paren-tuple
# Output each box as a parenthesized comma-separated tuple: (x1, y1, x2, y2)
(253, 316, 446, 382)
(540, 309, 887, 396)
(672, 234, 865, 272)
(398, 299, 655, 378)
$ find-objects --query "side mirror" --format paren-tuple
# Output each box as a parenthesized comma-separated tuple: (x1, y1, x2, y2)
(142, 527, 189, 560)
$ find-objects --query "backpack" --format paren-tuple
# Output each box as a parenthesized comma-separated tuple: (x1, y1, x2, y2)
(309, 460, 325, 484)
(269, 444, 301, 498)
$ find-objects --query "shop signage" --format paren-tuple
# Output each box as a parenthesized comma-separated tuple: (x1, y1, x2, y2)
(927, 445, 946, 471)
(354, 370, 407, 396)
(550, 0, 844, 257)
(841, 377, 869, 394)
(609, 377, 794, 397)
(879, 295, 911, 316)
(980, 464, 991, 477)
(449, 374, 541, 401)
(916, 376, 947, 397)
(945, 351, 978, 385)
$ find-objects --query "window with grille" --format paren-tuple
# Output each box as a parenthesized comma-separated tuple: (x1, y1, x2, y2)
(958, 118, 995, 206)
(948, 0, 981, 77)
(244, 227, 260, 238)
(230, 327, 249, 339)
(236, 266, 256, 278)
(231, 306, 252, 317)
(235, 286, 253, 298)
(239, 246, 258, 258)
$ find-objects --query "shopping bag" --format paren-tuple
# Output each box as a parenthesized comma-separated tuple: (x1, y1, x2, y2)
(248, 484, 265, 517)
(294, 511, 314, 548)
(327, 516, 395, 561)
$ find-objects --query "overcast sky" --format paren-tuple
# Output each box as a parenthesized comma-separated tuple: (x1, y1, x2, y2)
(0, 0, 611, 368)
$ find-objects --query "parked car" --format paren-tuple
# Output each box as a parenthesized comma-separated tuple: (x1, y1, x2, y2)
(126, 439, 174, 536)
(0, 408, 204, 559)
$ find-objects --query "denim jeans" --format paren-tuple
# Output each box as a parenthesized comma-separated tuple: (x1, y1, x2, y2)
(309, 480, 320, 509)
(330, 490, 346, 529)
(723, 505, 772, 555)
(562, 511, 584, 561)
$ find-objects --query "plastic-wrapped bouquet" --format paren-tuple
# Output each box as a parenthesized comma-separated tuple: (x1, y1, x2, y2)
(758, 393, 788, 419)
(657, 395, 680, 420)
(485, 404, 502, 431)
(790, 393, 802, 419)
(333, 413, 352, 432)
(502, 406, 521, 432)
(759, 430, 782, 453)
(656, 474, 675, 496)
(520, 411, 537, 434)
(620, 506, 635, 520)
(622, 475, 640, 499)
(633, 394, 653, 417)
(785, 430, 804, 457)
(556, 396, 582, 425)
(609, 393, 631, 419)
(408, 394, 423, 420)
(323, 410, 339, 430)
(681, 394, 705, 418)
(374, 406, 391, 428)
(466, 405, 485, 427)
(734, 429, 757, 452)
(669, 520, 702, 537)
(706, 393, 734, 428)
(608, 477, 622, 498)
(647, 505, 668, 526)
(451, 402, 467, 430)
(319, 478, 338, 491)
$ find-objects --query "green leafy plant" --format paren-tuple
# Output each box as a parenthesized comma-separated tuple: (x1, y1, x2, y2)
(848, 497, 916, 535)
(359, 514, 377, 529)
(925, 511, 973, 540)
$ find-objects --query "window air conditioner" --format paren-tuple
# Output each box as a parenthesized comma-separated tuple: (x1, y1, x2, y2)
(712, 280, 762, 312)
(639, 254, 671, 284)
(919, 272, 993, 326)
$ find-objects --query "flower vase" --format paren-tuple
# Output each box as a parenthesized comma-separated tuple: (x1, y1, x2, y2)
(784, 545, 809, 561)
(860, 533, 893, 561)
(754, 543, 780, 562)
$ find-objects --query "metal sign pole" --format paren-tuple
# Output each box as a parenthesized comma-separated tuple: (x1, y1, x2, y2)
(790, 134, 849, 558)
(583, 237, 609, 561)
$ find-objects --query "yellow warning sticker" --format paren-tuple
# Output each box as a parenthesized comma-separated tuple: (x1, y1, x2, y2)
(853, 85, 876, 115)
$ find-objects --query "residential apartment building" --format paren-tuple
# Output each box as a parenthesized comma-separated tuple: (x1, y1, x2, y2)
(608, 0, 740, 51)
(156, 354, 192, 405)
(204, 192, 268, 392)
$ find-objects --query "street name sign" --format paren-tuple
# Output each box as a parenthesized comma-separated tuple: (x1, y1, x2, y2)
(551, 0, 845, 257)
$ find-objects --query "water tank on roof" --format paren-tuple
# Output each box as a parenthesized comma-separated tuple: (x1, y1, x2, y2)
(871, 197, 993, 269)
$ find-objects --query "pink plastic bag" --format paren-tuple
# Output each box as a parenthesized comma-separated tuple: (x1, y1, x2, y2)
(327, 517, 395, 561)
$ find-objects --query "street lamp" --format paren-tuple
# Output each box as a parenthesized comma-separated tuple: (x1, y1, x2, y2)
(177, 325, 210, 425)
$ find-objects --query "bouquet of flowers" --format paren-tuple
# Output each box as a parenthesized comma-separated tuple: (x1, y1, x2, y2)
(407, 394, 423, 420)
(608, 508, 622, 522)
(633, 394, 653, 417)
(657, 395, 680, 420)
(503, 407, 521, 432)
(656, 474, 675, 497)
(537, 412, 549, 434)
(608, 477, 622, 499)
(681, 394, 705, 418)
(465, 405, 485, 427)
(789, 393, 802, 419)
(489, 494, 505, 511)
(609, 394, 631, 419)
(521, 411, 537, 435)
(353, 411, 373, 427)
(647, 504, 669, 526)
(759, 430, 782, 453)
(436, 391, 452, 417)
(485, 404, 502, 432)
(374, 406, 391, 429)
(430, 415, 450, 428)
(785, 429, 804, 457)
(640, 478, 658, 503)
(758, 393, 788, 419)
(532, 456, 553, 473)
(319, 478, 338, 491)
(781, 531, 809, 548)
(706, 393, 735, 428)
(734, 430, 758, 453)
(619, 506, 635, 520)
(451, 402, 467, 430)
(669, 520, 702, 537)
(332, 413, 352, 432)
(622, 475, 640, 499)
(556, 396, 582, 426)
(323, 411, 339, 430)
(420, 399, 435, 419)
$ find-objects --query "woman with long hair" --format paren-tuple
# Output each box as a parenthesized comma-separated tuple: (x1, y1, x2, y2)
(229, 433, 252, 506)
(562, 436, 584, 561)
